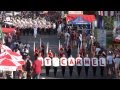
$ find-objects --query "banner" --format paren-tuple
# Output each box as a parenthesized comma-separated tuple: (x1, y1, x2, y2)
(91, 58, 98, 66)
(84, 58, 91, 66)
(75, 57, 83, 66)
(52, 57, 60, 67)
(44, 57, 52, 66)
(99, 58, 106, 66)
(68, 57, 75, 66)
(60, 57, 67, 66)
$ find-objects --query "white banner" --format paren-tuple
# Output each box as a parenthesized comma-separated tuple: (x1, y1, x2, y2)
(52, 57, 60, 67)
(84, 58, 91, 66)
(91, 58, 98, 66)
(99, 58, 106, 66)
(44, 57, 52, 66)
(68, 57, 75, 66)
(0, 66, 17, 71)
(38, 57, 44, 66)
(68, 11, 83, 14)
(75, 57, 83, 66)
(60, 57, 67, 66)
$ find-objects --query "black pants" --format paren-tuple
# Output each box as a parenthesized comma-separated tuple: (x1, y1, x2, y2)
(61, 66, 66, 77)
(69, 66, 74, 77)
(45, 66, 50, 76)
(53, 67, 58, 77)
(92, 67, 97, 76)
(85, 66, 89, 77)
(77, 66, 82, 76)
(100, 66, 104, 77)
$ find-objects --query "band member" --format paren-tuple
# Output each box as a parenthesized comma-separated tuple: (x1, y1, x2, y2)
(60, 54, 67, 77)
(33, 26, 38, 38)
(99, 54, 106, 77)
(68, 55, 75, 77)
(91, 55, 98, 77)
(84, 54, 91, 77)
(48, 50, 54, 59)
(34, 47, 39, 60)
(66, 45, 71, 58)
(52, 54, 59, 77)
(59, 45, 65, 58)
(76, 54, 83, 77)
(44, 54, 52, 76)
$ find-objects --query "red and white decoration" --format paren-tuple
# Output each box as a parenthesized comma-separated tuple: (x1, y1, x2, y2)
(0, 45, 12, 53)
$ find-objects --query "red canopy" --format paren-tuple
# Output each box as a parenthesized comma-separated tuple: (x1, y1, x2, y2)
(2, 28, 15, 33)
(66, 14, 96, 23)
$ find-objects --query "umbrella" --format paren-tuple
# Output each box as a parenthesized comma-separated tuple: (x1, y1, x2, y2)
(0, 51, 25, 65)
(0, 58, 22, 71)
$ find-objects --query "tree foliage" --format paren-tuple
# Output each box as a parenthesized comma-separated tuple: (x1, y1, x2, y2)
(103, 16, 114, 30)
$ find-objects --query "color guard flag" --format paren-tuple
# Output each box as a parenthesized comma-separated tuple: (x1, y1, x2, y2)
(40, 38, 41, 48)
(59, 40, 61, 51)
(33, 42, 35, 53)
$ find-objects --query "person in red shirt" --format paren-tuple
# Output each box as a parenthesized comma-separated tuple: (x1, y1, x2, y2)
(59, 46, 65, 58)
(32, 56, 42, 79)
(48, 50, 53, 58)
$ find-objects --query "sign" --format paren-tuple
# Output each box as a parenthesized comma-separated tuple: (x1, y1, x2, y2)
(52, 57, 60, 67)
(44, 57, 52, 66)
(60, 57, 67, 66)
(75, 57, 83, 66)
(99, 58, 106, 66)
(91, 58, 98, 66)
(68, 57, 75, 66)
(37, 57, 44, 66)
(84, 58, 91, 66)
(68, 11, 83, 14)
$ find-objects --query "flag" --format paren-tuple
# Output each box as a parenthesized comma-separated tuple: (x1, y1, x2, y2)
(98, 11, 114, 17)
(46, 42, 49, 54)
(59, 40, 60, 51)
(40, 38, 41, 48)
(0, 26, 5, 44)
(33, 42, 35, 53)
(97, 15, 104, 29)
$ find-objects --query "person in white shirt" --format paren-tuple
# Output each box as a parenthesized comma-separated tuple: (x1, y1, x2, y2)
(76, 54, 83, 77)
(52, 54, 59, 77)
(60, 54, 67, 77)
(68, 55, 75, 77)
(44, 54, 52, 76)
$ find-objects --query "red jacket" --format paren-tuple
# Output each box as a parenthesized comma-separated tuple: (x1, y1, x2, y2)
(33, 60, 42, 74)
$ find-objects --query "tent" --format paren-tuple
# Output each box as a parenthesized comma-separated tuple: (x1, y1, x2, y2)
(2, 28, 15, 33)
(66, 14, 96, 23)
(69, 16, 90, 25)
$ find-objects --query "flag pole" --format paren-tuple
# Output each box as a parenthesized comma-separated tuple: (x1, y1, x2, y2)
(40, 38, 41, 48)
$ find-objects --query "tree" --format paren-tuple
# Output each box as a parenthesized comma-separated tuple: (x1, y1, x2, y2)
(103, 16, 114, 30)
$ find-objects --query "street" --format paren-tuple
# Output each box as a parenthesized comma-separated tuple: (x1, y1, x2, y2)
(20, 34, 114, 79)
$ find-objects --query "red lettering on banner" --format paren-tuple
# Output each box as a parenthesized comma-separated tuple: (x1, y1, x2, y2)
(70, 59, 74, 64)
(93, 59, 97, 65)
(85, 59, 90, 64)
(62, 59, 65, 65)
(46, 59, 50, 64)
(76, 59, 81, 64)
